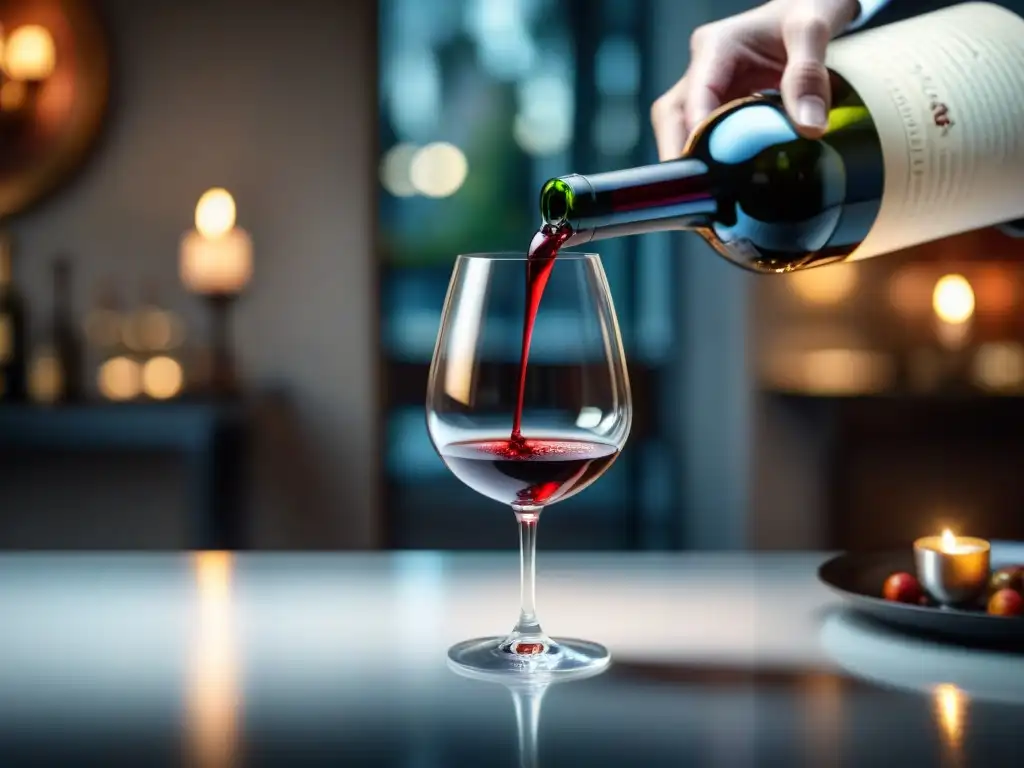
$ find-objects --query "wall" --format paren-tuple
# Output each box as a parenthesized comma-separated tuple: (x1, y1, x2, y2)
(0, 0, 379, 549)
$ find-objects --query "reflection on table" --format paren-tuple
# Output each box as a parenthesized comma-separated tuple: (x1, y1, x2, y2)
(0, 551, 1022, 766)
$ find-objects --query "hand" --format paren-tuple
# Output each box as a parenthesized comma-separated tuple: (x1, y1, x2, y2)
(651, 0, 861, 161)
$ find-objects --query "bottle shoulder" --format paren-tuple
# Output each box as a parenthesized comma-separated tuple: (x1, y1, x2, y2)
(686, 88, 884, 273)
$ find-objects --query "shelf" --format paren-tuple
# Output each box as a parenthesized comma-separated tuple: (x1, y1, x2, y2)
(0, 399, 250, 549)
(764, 388, 1024, 441)
(763, 388, 1024, 403)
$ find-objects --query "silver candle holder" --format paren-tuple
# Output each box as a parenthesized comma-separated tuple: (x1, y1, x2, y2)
(914, 533, 991, 608)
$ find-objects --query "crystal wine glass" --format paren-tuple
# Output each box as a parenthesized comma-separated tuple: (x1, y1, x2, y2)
(427, 251, 631, 677)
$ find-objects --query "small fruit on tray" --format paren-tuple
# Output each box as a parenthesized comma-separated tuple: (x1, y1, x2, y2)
(988, 588, 1024, 617)
(989, 565, 1024, 595)
(881, 564, 1024, 616)
(882, 572, 924, 604)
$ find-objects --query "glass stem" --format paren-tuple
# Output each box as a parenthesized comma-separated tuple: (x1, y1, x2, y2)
(513, 506, 543, 637)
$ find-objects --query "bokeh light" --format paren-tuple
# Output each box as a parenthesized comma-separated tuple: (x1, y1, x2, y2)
(513, 73, 573, 156)
(788, 264, 859, 306)
(98, 356, 142, 401)
(932, 274, 975, 325)
(380, 143, 419, 197)
(972, 342, 1024, 392)
(142, 356, 184, 400)
(3, 25, 56, 81)
(409, 142, 468, 198)
(28, 349, 62, 404)
(195, 189, 237, 238)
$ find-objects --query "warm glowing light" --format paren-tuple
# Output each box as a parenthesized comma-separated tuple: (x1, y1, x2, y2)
(188, 552, 238, 768)
(764, 347, 893, 395)
(182, 191, 252, 296)
(184, 188, 251, 296)
(0, 79, 26, 111)
(973, 267, 1016, 316)
(143, 356, 184, 400)
(379, 143, 419, 197)
(972, 342, 1024, 391)
(803, 673, 844, 765)
(942, 529, 957, 552)
(787, 265, 859, 306)
(933, 683, 966, 752)
(3, 25, 56, 81)
(409, 142, 468, 198)
(98, 355, 142, 401)
(889, 266, 933, 317)
(933, 274, 975, 324)
(195, 551, 232, 605)
(937, 529, 980, 554)
(28, 349, 62, 404)
(124, 307, 182, 352)
(195, 188, 237, 239)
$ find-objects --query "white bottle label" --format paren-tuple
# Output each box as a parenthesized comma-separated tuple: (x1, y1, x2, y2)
(825, 2, 1024, 261)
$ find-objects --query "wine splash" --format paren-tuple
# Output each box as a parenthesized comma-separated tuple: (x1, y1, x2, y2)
(440, 437, 619, 507)
(510, 222, 573, 451)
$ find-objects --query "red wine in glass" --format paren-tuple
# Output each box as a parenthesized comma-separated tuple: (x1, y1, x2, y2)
(427, 247, 631, 677)
(510, 223, 573, 451)
(440, 437, 619, 507)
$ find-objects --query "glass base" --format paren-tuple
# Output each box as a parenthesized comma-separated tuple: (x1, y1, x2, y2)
(447, 635, 611, 679)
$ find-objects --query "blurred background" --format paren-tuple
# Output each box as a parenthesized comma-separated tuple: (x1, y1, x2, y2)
(2, 0, 1024, 552)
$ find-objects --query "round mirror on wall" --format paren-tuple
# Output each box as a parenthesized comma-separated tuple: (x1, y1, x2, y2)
(0, 0, 109, 217)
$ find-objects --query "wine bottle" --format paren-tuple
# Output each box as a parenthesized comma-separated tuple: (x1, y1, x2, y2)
(0, 232, 27, 402)
(538, 2, 1024, 274)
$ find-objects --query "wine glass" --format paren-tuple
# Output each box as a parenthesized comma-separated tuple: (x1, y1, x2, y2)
(427, 251, 631, 677)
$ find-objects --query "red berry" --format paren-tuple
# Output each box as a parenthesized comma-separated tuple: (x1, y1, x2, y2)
(987, 588, 1024, 617)
(883, 572, 924, 604)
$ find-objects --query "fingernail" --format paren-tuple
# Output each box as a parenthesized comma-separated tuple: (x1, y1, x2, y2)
(797, 96, 827, 129)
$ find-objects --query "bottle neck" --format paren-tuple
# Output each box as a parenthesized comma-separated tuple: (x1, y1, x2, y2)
(539, 158, 717, 247)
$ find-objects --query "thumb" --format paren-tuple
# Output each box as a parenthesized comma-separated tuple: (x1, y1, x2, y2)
(779, 8, 848, 138)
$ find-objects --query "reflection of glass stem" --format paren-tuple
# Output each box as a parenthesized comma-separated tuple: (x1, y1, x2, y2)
(448, 660, 609, 768)
(510, 683, 547, 768)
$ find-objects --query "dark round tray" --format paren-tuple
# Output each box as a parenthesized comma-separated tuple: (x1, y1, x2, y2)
(818, 541, 1024, 645)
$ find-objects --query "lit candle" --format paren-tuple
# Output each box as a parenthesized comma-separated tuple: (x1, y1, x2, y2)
(179, 188, 253, 296)
(914, 529, 991, 607)
(932, 274, 974, 350)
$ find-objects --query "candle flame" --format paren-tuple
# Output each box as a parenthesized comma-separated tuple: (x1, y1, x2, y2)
(942, 529, 957, 551)
(195, 188, 237, 239)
